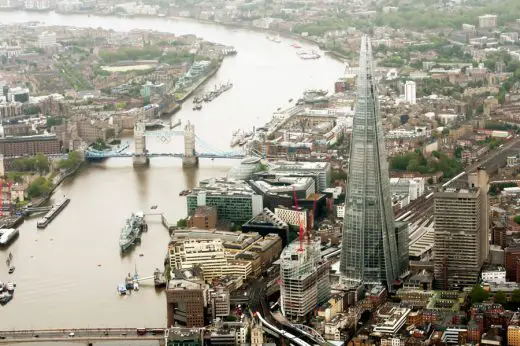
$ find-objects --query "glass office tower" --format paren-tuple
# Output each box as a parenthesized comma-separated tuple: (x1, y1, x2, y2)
(339, 36, 400, 287)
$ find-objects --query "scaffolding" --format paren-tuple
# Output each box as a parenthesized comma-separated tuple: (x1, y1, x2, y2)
(0, 179, 12, 217)
(280, 239, 330, 322)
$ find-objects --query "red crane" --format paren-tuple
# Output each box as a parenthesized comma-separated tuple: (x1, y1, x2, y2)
(307, 194, 318, 244)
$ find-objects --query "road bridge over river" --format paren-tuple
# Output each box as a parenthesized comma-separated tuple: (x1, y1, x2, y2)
(0, 328, 166, 344)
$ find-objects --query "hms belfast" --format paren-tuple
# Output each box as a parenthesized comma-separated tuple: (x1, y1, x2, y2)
(339, 36, 408, 289)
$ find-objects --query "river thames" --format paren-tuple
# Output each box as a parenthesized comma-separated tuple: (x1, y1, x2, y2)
(0, 11, 344, 329)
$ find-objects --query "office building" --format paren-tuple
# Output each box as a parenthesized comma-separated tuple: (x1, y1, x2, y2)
(468, 168, 490, 262)
(372, 304, 411, 335)
(481, 265, 506, 284)
(340, 36, 401, 288)
(187, 178, 263, 225)
(251, 322, 264, 346)
(168, 238, 227, 281)
(508, 313, 520, 346)
(505, 245, 520, 282)
(254, 161, 331, 192)
(404, 81, 416, 104)
(242, 208, 290, 246)
(210, 289, 230, 319)
(390, 177, 425, 201)
(168, 229, 282, 281)
(166, 276, 209, 328)
(37, 31, 56, 48)
(274, 206, 308, 229)
(434, 184, 483, 289)
(479, 14, 498, 28)
(188, 206, 217, 229)
(280, 238, 330, 321)
(24, 0, 51, 10)
(166, 328, 204, 346)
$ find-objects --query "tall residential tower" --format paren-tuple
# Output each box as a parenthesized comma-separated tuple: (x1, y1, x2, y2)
(340, 36, 402, 287)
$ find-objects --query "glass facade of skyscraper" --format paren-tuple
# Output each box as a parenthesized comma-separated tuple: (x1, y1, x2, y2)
(340, 36, 400, 287)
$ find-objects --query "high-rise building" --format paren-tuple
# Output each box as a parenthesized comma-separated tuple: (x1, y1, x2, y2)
(280, 238, 330, 321)
(339, 36, 402, 288)
(468, 168, 489, 262)
(434, 183, 484, 289)
(404, 81, 416, 104)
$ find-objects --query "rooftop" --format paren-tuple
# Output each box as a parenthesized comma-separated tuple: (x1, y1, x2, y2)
(242, 208, 288, 230)
(189, 178, 259, 197)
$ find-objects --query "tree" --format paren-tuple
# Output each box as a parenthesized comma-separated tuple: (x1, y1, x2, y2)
(494, 291, 507, 305)
(469, 284, 489, 304)
(34, 153, 50, 175)
(176, 218, 188, 228)
(512, 289, 520, 304)
(27, 177, 52, 199)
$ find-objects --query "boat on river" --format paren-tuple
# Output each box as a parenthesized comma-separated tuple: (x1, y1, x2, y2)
(298, 50, 321, 60)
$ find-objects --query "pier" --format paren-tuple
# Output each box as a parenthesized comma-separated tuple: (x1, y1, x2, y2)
(0, 328, 166, 344)
(143, 212, 174, 231)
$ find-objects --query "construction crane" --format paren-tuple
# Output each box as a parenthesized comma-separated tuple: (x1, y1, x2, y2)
(292, 186, 305, 252)
(306, 194, 318, 245)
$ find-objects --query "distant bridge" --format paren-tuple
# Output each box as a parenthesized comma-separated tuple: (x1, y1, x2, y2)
(0, 328, 166, 344)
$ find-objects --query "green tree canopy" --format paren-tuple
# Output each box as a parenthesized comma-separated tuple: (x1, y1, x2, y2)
(469, 284, 489, 304)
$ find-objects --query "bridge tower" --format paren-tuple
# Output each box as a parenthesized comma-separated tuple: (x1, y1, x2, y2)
(133, 121, 149, 166)
(182, 121, 198, 167)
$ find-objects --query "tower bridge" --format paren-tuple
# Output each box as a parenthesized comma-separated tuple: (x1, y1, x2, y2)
(84, 121, 250, 166)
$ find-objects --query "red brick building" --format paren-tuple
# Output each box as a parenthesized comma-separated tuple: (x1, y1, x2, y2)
(0, 134, 60, 157)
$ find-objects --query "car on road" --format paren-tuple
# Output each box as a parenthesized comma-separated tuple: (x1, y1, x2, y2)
(68, 332, 75, 337)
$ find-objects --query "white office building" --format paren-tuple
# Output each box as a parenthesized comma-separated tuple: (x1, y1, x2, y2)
(37, 31, 56, 48)
(479, 14, 498, 28)
(404, 81, 416, 104)
(481, 266, 506, 284)
(168, 238, 227, 281)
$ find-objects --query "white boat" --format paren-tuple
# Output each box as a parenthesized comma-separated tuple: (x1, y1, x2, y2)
(0, 228, 19, 246)
(298, 50, 321, 60)
(266, 35, 281, 43)
(133, 282, 139, 291)
(6, 281, 14, 293)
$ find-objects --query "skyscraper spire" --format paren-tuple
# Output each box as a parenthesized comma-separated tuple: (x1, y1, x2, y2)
(339, 36, 400, 287)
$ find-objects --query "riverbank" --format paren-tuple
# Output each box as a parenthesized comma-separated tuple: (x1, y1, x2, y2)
(176, 62, 222, 103)
(7, 8, 348, 64)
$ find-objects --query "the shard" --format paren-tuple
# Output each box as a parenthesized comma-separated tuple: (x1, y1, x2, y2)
(339, 36, 400, 287)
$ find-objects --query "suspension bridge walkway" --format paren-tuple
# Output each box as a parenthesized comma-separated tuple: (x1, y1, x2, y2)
(85, 150, 246, 160)
(84, 123, 250, 163)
